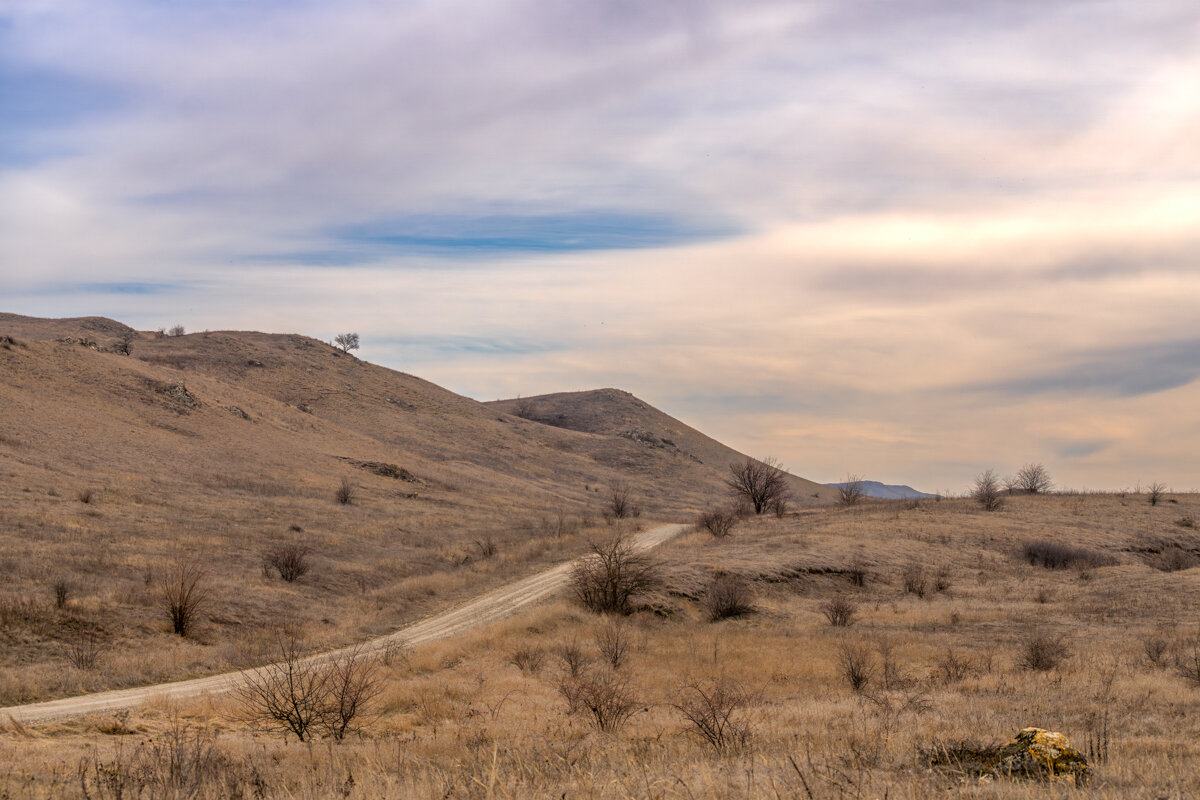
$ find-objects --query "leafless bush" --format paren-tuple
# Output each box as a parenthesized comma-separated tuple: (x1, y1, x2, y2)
(704, 573, 755, 621)
(78, 719, 232, 798)
(726, 456, 790, 515)
(571, 533, 660, 615)
(935, 649, 974, 684)
(1150, 546, 1200, 572)
(1174, 635, 1200, 688)
(846, 560, 868, 587)
(555, 639, 590, 677)
(66, 631, 104, 670)
(838, 642, 876, 693)
(674, 678, 756, 753)
(235, 637, 380, 742)
(474, 537, 498, 558)
(903, 563, 927, 598)
(1017, 632, 1069, 671)
(595, 619, 633, 670)
(838, 475, 866, 507)
(557, 668, 639, 732)
(972, 469, 1004, 511)
(53, 579, 72, 609)
(335, 478, 355, 505)
(1144, 632, 1173, 668)
(1147, 482, 1168, 506)
(266, 543, 311, 582)
(77, 488, 95, 504)
(168, 324, 185, 336)
(1015, 463, 1053, 494)
(697, 507, 739, 538)
(604, 483, 639, 520)
(509, 646, 545, 674)
(1022, 539, 1115, 569)
(768, 495, 789, 518)
(157, 560, 208, 637)
(932, 566, 952, 594)
(821, 595, 858, 627)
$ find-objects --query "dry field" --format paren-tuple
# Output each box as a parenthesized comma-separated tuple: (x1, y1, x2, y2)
(4, 491, 1200, 798)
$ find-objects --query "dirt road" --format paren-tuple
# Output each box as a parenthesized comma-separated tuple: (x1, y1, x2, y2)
(1, 522, 687, 725)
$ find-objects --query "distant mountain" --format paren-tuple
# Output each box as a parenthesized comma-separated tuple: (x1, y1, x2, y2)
(826, 480, 937, 500)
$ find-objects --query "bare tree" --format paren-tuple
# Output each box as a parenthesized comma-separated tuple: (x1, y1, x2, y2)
(673, 678, 756, 753)
(322, 645, 382, 741)
(168, 324, 185, 337)
(157, 560, 208, 637)
(333, 332, 360, 353)
(972, 469, 1004, 512)
(1015, 463, 1053, 494)
(838, 474, 867, 507)
(605, 483, 639, 520)
(726, 457, 790, 515)
(1147, 482, 1168, 506)
(571, 533, 660, 615)
(235, 636, 330, 742)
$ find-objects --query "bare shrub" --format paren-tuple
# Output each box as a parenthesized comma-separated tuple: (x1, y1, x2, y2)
(509, 646, 545, 674)
(726, 457, 790, 515)
(1144, 632, 1173, 668)
(157, 560, 208, 637)
(595, 619, 633, 670)
(935, 649, 974, 684)
(235, 636, 379, 742)
(604, 483, 639, 521)
(821, 595, 858, 627)
(1150, 546, 1200, 573)
(697, 507, 739, 538)
(53, 579, 72, 609)
(1147, 482, 1168, 506)
(168, 324, 185, 337)
(972, 469, 1004, 511)
(704, 573, 755, 621)
(77, 488, 95, 504)
(66, 631, 104, 670)
(571, 533, 660, 615)
(474, 537, 498, 559)
(558, 668, 639, 732)
(1177, 635, 1200, 687)
(838, 642, 876, 693)
(265, 543, 311, 582)
(838, 474, 866, 507)
(335, 478, 355, 505)
(847, 561, 868, 587)
(1022, 539, 1115, 569)
(333, 332, 360, 353)
(1017, 632, 1069, 671)
(674, 678, 756, 753)
(1014, 463, 1053, 494)
(555, 639, 590, 677)
(902, 563, 927, 598)
(932, 566, 952, 594)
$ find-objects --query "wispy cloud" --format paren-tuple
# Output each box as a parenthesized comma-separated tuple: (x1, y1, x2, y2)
(2, 0, 1199, 490)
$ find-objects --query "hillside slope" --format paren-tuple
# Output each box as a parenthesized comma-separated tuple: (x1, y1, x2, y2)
(487, 389, 837, 503)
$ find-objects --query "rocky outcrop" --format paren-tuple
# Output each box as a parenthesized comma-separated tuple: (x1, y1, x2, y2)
(996, 727, 1090, 784)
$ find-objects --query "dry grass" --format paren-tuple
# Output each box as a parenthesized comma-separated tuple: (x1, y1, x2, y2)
(2, 493, 1200, 797)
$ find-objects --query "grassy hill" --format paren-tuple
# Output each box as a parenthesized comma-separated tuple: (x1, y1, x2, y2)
(0, 313, 830, 703)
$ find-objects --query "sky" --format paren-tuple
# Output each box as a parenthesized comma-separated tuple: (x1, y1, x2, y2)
(2, 0, 1199, 493)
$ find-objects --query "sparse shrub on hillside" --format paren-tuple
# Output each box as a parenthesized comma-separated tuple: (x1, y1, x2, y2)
(157, 560, 208, 637)
(768, 495, 789, 518)
(1144, 631, 1173, 668)
(1017, 632, 1069, 671)
(509, 646, 545, 674)
(604, 483, 639, 521)
(726, 457, 790, 515)
(235, 637, 380, 742)
(168, 324, 185, 337)
(1022, 539, 1115, 570)
(570, 533, 660, 615)
(847, 560, 868, 587)
(77, 488, 95, 504)
(821, 595, 858, 627)
(935, 649, 975, 684)
(595, 619, 634, 670)
(838, 642, 875, 693)
(704, 573, 755, 621)
(1015, 463, 1053, 494)
(932, 565, 952, 594)
(52, 579, 72, 609)
(972, 469, 1004, 511)
(838, 474, 866, 507)
(1148, 482, 1168, 506)
(674, 678, 756, 753)
(333, 332, 360, 353)
(114, 330, 136, 356)
(697, 507, 739, 538)
(903, 563, 927, 598)
(554, 639, 590, 677)
(557, 668, 638, 733)
(335, 478, 355, 505)
(1150, 546, 1200, 573)
(266, 543, 311, 582)
(65, 630, 104, 671)
(1176, 636, 1200, 687)
(1176, 516, 1197, 529)
(474, 537, 498, 559)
